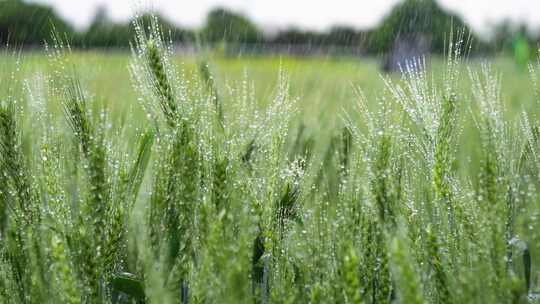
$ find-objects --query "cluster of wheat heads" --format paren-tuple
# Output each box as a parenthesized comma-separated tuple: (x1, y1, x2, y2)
(2, 20, 540, 304)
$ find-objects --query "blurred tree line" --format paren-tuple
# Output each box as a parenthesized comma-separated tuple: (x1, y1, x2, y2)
(1, 0, 538, 54)
(0, 0, 73, 47)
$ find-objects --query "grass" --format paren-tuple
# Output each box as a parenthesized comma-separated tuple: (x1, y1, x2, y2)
(2, 20, 540, 303)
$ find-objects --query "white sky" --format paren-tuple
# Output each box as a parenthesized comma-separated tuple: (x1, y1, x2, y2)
(31, 0, 540, 35)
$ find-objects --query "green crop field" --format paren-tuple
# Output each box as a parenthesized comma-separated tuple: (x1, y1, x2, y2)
(2, 24, 540, 304)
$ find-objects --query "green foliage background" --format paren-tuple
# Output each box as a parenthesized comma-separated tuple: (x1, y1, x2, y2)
(1, 0, 535, 54)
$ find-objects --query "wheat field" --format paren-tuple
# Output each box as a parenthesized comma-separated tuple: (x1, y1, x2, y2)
(1, 22, 540, 304)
